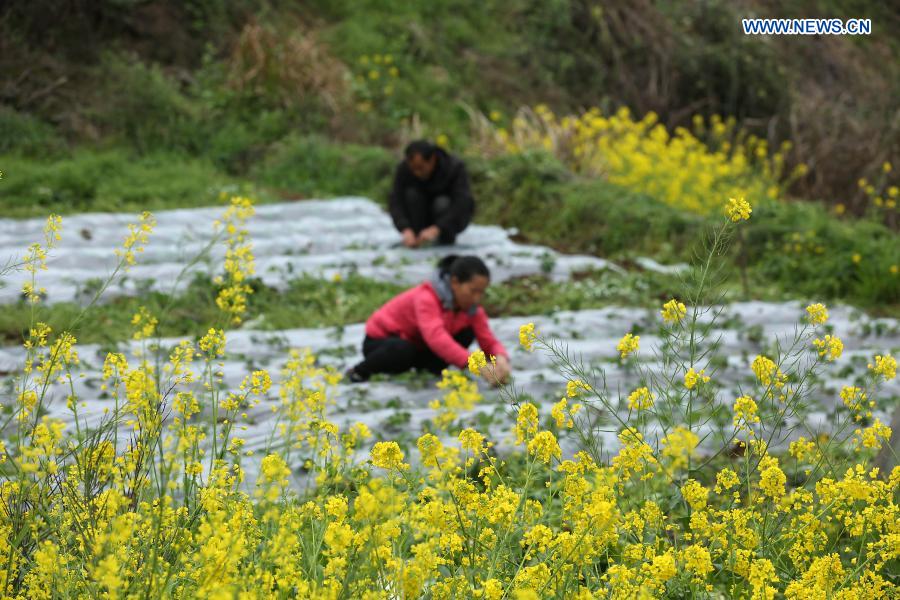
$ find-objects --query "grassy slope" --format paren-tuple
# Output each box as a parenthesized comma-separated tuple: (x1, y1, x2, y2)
(1, 141, 898, 310)
(0, 270, 683, 347)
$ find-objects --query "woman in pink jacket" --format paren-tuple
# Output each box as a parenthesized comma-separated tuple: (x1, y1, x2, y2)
(345, 255, 511, 385)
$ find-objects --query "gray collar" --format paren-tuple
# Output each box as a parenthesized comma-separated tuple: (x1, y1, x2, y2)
(430, 272, 478, 316)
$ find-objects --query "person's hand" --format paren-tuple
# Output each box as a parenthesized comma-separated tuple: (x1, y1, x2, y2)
(417, 225, 440, 244)
(492, 354, 511, 383)
(481, 355, 511, 387)
(401, 228, 418, 248)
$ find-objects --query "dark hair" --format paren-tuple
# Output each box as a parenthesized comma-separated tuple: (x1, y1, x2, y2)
(437, 255, 490, 282)
(404, 139, 436, 160)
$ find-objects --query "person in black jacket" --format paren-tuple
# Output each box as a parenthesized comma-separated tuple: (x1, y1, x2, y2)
(389, 140, 475, 247)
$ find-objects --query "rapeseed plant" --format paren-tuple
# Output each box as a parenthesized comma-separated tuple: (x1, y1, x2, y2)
(474, 105, 803, 216)
(0, 194, 896, 599)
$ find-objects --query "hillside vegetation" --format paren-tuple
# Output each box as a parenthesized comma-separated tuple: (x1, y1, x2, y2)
(1, 0, 898, 306)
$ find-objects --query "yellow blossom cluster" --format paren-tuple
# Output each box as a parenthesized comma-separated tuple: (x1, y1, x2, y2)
(840, 386, 873, 422)
(214, 196, 257, 325)
(354, 53, 399, 114)
(660, 298, 687, 324)
(131, 306, 158, 341)
(519, 322, 536, 351)
(551, 396, 582, 429)
(21, 215, 63, 303)
(813, 334, 843, 362)
(726, 196, 753, 222)
(856, 163, 898, 217)
(478, 106, 797, 215)
(868, 353, 896, 381)
(805, 302, 829, 326)
(429, 368, 483, 432)
(626, 386, 655, 411)
(751, 354, 789, 401)
(616, 333, 640, 359)
(683, 367, 710, 390)
(661, 426, 699, 471)
(467, 349, 488, 375)
(115, 211, 156, 269)
(3, 326, 897, 599)
(734, 395, 761, 430)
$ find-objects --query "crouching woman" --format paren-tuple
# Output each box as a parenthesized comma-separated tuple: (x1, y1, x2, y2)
(345, 255, 510, 385)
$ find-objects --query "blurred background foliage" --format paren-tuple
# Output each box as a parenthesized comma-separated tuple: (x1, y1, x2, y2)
(0, 0, 898, 307)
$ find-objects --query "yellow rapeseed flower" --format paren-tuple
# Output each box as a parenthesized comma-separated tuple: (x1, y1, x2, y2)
(840, 386, 870, 421)
(260, 453, 290, 483)
(681, 544, 714, 579)
(515, 403, 539, 444)
(733, 395, 760, 429)
(44, 214, 62, 248)
(370, 441, 405, 470)
(868, 354, 896, 380)
(198, 328, 226, 357)
(661, 427, 699, 470)
(247, 370, 272, 395)
(853, 419, 892, 450)
(661, 299, 687, 324)
(566, 379, 590, 397)
(115, 211, 156, 269)
(680, 479, 708, 509)
(131, 306, 158, 341)
(751, 355, 786, 389)
(813, 335, 843, 362)
(519, 322, 537, 351)
(527, 431, 561, 464)
(789, 437, 816, 462)
(758, 455, 786, 500)
(714, 468, 739, 493)
(551, 397, 580, 429)
(684, 368, 710, 390)
(627, 386, 655, 410)
(805, 303, 829, 326)
(468, 350, 487, 376)
(417, 433, 442, 466)
(616, 333, 640, 359)
(459, 428, 485, 454)
(726, 197, 752, 222)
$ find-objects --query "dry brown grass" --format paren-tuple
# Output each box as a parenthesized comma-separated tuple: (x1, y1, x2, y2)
(227, 20, 349, 113)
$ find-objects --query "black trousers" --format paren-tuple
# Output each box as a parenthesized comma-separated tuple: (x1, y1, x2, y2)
(401, 188, 471, 245)
(353, 328, 475, 377)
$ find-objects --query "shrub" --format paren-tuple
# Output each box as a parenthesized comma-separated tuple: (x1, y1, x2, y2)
(0, 108, 62, 156)
(91, 53, 199, 153)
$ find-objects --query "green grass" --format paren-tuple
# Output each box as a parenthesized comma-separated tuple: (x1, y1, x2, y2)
(0, 151, 237, 217)
(12, 258, 877, 353)
(0, 136, 394, 217)
(0, 107, 63, 156)
(251, 135, 394, 199)
(0, 274, 403, 348)
(2, 143, 898, 310)
(483, 270, 683, 316)
(0, 269, 687, 348)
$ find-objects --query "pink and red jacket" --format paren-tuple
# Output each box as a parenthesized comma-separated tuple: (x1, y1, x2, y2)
(365, 276, 508, 369)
